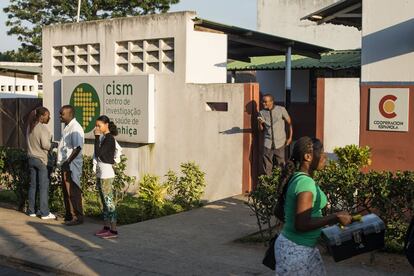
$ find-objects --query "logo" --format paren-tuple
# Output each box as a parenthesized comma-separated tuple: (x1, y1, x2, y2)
(378, 94, 397, 119)
(70, 83, 100, 133)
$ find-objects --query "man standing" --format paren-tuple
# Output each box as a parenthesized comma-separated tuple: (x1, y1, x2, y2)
(258, 94, 293, 176)
(57, 105, 85, 225)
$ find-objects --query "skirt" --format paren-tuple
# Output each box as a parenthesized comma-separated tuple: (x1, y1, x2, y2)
(274, 234, 326, 276)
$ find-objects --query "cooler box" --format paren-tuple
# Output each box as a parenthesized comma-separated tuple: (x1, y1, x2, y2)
(321, 214, 385, 262)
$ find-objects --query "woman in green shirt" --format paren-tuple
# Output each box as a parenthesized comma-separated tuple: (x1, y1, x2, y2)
(274, 137, 352, 275)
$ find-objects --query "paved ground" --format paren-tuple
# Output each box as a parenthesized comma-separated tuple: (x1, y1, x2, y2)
(0, 196, 412, 276)
(0, 265, 34, 276)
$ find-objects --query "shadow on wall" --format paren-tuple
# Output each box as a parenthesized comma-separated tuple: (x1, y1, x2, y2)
(362, 18, 414, 66)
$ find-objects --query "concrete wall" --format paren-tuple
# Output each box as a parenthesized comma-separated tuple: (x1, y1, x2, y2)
(323, 78, 360, 153)
(186, 30, 227, 84)
(361, 0, 414, 83)
(42, 12, 250, 201)
(256, 70, 310, 103)
(257, 0, 361, 50)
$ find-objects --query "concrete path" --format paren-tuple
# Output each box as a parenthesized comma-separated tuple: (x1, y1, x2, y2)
(0, 197, 412, 276)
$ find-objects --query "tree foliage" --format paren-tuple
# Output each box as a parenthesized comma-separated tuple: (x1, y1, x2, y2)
(4, 0, 180, 61)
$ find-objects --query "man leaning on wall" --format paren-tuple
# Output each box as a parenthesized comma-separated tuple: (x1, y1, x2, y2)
(258, 94, 293, 176)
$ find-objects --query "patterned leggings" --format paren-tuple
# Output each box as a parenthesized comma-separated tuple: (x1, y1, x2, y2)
(274, 234, 326, 276)
(97, 178, 117, 224)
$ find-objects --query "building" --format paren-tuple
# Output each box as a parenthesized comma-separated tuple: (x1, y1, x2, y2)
(0, 62, 42, 98)
(303, 0, 414, 171)
(257, 0, 361, 50)
(42, 12, 328, 201)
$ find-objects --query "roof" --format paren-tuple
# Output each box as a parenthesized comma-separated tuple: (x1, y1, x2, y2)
(0, 64, 42, 75)
(227, 49, 361, 71)
(301, 0, 362, 30)
(193, 18, 332, 60)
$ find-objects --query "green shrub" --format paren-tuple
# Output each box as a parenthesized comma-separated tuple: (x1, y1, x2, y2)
(168, 162, 206, 210)
(247, 145, 413, 252)
(0, 146, 205, 225)
(246, 168, 281, 241)
(0, 147, 30, 211)
(137, 174, 170, 219)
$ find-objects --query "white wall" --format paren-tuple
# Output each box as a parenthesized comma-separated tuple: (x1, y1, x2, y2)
(0, 75, 39, 98)
(257, 0, 361, 50)
(256, 70, 310, 103)
(186, 30, 227, 83)
(324, 78, 360, 153)
(361, 0, 414, 82)
(42, 12, 247, 201)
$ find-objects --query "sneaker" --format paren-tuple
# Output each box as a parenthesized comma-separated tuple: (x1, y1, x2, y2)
(41, 213, 57, 220)
(28, 213, 37, 217)
(95, 228, 110, 237)
(65, 219, 83, 226)
(100, 231, 118, 239)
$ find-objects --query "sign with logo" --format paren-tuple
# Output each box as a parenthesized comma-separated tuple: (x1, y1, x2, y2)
(369, 88, 409, 132)
(62, 75, 155, 143)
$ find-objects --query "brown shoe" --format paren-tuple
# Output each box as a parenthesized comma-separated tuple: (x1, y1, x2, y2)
(65, 219, 83, 226)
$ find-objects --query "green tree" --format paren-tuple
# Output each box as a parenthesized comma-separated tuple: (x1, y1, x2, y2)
(4, 0, 180, 61)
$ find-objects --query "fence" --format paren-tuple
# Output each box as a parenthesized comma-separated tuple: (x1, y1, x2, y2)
(0, 98, 42, 149)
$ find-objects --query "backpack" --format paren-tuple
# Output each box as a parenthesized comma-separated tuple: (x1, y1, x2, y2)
(405, 216, 414, 267)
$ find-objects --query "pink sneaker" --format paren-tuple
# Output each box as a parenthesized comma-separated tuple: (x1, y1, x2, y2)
(100, 231, 118, 239)
(95, 228, 110, 237)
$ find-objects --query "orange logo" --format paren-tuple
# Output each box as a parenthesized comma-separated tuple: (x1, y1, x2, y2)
(379, 95, 397, 119)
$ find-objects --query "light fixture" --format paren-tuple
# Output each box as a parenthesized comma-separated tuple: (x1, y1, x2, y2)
(311, 15, 323, 20)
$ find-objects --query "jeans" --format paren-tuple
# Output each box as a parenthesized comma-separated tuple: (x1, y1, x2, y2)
(28, 157, 50, 216)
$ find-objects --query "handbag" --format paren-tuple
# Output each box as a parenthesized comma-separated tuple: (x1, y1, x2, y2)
(262, 234, 278, 270)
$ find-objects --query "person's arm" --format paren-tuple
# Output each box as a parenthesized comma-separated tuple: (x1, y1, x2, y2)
(282, 108, 293, 145)
(257, 111, 265, 132)
(62, 131, 83, 168)
(39, 128, 52, 151)
(295, 192, 352, 232)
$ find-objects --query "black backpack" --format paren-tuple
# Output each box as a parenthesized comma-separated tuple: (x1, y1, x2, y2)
(405, 216, 414, 267)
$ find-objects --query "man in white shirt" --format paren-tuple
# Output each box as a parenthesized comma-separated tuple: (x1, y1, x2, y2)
(57, 105, 85, 226)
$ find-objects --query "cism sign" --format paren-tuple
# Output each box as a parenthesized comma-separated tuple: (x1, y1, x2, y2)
(369, 88, 409, 132)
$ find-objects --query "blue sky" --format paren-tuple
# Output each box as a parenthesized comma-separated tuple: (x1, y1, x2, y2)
(0, 0, 257, 52)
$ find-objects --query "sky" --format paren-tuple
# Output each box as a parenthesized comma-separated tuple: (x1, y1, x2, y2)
(0, 0, 257, 52)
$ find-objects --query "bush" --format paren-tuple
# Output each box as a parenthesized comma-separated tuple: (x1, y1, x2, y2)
(246, 168, 281, 241)
(138, 174, 169, 219)
(0, 147, 204, 225)
(167, 162, 206, 210)
(0, 148, 30, 211)
(248, 144, 414, 252)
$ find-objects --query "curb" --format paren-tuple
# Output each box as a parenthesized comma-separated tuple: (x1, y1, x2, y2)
(0, 254, 82, 276)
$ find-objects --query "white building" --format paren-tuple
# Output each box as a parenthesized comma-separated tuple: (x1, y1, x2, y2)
(0, 62, 42, 98)
(257, 0, 361, 50)
(42, 11, 327, 201)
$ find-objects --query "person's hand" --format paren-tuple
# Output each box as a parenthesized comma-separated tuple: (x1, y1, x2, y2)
(286, 138, 292, 146)
(94, 127, 101, 136)
(257, 117, 265, 124)
(61, 161, 70, 171)
(336, 211, 353, 226)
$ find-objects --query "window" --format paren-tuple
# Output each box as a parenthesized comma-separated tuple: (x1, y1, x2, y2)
(205, 102, 228, 112)
(0, 86, 5, 92)
(15, 86, 20, 91)
(8, 86, 12, 91)
(22, 86, 27, 92)
(29, 86, 34, 91)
